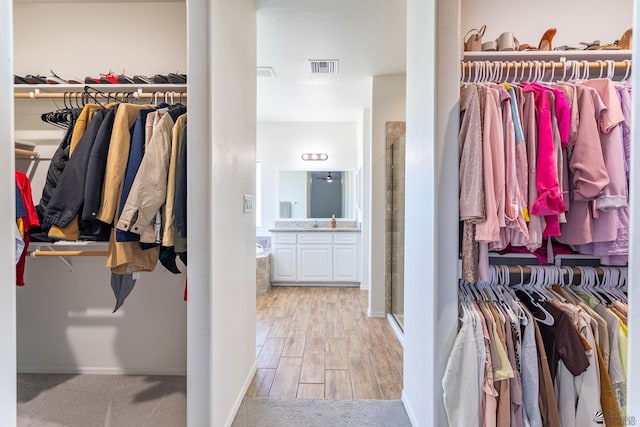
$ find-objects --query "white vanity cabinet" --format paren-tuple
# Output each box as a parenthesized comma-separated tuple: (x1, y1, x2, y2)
(297, 233, 333, 281)
(271, 231, 360, 284)
(271, 233, 297, 281)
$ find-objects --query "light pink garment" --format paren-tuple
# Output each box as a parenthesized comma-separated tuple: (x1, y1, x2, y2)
(476, 87, 505, 243)
(574, 79, 628, 261)
(558, 86, 608, 245)
(490, 85, 528, 250)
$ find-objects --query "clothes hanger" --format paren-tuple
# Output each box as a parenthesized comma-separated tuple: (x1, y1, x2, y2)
(623, 59, 632, 82)
(512, 266, 555, 325)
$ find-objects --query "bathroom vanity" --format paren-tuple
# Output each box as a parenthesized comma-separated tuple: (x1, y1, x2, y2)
(269, 228, 360, 285)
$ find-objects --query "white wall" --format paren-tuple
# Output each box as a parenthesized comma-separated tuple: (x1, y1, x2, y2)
(257, 121, 358, 235)
(403, 0, 459, 425)
(13, 2, 187, 78)
(187, 0, 257, 424)
(461, 0, 632, 51)
(359, 109, 371, 290)
(18, 257, 187, 374)
(369, 74, 405, 317)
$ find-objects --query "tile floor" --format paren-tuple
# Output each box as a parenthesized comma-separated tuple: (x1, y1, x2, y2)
(246, 286, 404, 400)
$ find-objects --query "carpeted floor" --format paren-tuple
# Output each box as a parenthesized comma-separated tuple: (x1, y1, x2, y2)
(17, 374, 411, 426)
(17, 373, 186, 427)
(231, 397, 412, 427)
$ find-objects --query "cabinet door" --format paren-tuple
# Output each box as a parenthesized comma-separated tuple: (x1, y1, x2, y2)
(272, 245, 297, 281)
(333, 245, 359, 282)
(297, 245, 332, 282)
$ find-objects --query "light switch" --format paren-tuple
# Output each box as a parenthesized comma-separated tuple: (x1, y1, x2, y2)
(243, 194, 255, 213)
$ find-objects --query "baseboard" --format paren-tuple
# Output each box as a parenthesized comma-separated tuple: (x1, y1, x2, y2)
(272, 282, 360, 288)
(17, 366, 187, 376)
(367, 309, 386, 318)
(402, 390, 418, 427)
(386, 314, 404, 347)
(225, 361, 257, 427)
(359, 282, 369, 290)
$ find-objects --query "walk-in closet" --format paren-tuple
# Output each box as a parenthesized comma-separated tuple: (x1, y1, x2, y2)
(2, 1, 257, 426)
(402, 0, 639, 425)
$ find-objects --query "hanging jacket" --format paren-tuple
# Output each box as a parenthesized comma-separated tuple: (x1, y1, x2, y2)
(34, 125, 72, 227)
(44, 109, 108, 229)
(82, 105, 118, 222)
(115, 107, 156, 242)
(116, 105, 187, 236)
(95, 103, 155, 224)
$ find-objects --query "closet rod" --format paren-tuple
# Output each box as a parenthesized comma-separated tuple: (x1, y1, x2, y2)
(14, 147, 38, 157)
(498, 265, 626, 285)
(29, 250, 109, 257)
(461, 59, 632, 72)
(14, 92, 187, 100)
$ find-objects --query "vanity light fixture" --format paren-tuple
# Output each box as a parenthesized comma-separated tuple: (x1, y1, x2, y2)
(301, 153, 328, 161)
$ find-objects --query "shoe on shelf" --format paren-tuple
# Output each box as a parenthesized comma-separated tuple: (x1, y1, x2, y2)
(497, 32, 518, 51)
(518, 28, 557, 51)
(133, 75, 153, 84)
(23, 74, 47, 84)
(14, 75, 28, 84)
(167, 73, 187, 84)
(85, 71, 135, 84)
(482, 40, 498, 51)
(617, 28, 632, 50)
(152, 74, 169, 84)
(464, 25, 486, 51)
(580, 40, 602, 50)
(538, 28, 556, 50)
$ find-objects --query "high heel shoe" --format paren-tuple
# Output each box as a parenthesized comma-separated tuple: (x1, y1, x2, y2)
(618, 28, 632, 50)
(518, 28, 557, 51)
(538, 28, 557, 51)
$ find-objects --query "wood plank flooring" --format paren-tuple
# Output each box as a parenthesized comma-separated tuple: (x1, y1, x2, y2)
(246, 287, 403, 400)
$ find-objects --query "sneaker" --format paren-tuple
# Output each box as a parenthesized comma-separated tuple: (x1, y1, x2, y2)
(167, 73, 187, 84)
(133, 75, 153, 84)
(23, 74, 47, 84)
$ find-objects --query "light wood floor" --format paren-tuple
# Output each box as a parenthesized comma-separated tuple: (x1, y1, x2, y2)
(246, 286, 403, 400)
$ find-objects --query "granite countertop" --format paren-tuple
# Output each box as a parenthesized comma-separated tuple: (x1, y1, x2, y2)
(269, 227, 361, 233)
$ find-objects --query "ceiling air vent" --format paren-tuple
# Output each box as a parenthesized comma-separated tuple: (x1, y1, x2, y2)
(309, 59, 339, 75)
(256, 66, 276, 78)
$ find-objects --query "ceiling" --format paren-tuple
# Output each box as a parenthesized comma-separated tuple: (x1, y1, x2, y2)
(257, 0, 406, 122)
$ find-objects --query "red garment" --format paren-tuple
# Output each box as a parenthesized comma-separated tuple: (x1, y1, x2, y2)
(183, 279, 188, 301)
(522, 84, 566, 237)
(15, 171, 39, 287)
(15, 171, 39, 230)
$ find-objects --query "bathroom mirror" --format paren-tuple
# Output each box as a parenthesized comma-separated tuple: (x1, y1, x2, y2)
(278, 170, 355, 219)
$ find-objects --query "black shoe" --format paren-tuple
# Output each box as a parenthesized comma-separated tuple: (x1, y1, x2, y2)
(24, 74, 47, 84)
(167, 73, 187, 84)
(152, 74, 169, 84)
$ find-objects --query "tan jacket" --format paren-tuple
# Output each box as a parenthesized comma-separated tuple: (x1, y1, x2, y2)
(116, 110, 178, 235)
(162, 113, 187, 247)
(96, 103, 154, 224)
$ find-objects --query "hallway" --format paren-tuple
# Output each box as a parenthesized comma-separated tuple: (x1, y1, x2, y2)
(246, 287, 403, 400)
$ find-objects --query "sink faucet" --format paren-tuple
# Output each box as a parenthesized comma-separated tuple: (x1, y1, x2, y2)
(313, 221, 319, 228)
